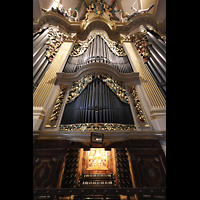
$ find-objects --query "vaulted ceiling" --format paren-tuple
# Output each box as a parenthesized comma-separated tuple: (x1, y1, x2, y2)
(33, 0, 166, 24)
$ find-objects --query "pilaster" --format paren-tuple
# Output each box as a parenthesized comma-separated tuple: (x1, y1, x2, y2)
(121, 34, 166, 131)
(33, 38, 76, 131)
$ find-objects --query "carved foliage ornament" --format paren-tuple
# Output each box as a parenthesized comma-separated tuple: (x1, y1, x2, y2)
(66, 74, 129, 104)
(70, 32, 126, 57)
(129, 85, 148, 125)
(83, 0, 114, 22)
(132, 31, 150, 63)
(46, 27, 76, 62)
(48, 86, 68, 125)
(59, 123, 136, 131)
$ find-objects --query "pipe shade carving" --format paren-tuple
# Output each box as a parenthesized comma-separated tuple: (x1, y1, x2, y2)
(63, 34, 132, 74)
(61, 77, 134, 125)
(66, 74, 129, 104)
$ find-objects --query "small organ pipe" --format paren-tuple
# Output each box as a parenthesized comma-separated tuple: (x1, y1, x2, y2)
(63, 36, 133, 74)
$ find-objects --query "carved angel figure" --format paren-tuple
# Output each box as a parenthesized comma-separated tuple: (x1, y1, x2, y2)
(41, 4, 78, 22)
(121, 4, 154, 22)
(85, 5, 93, 20)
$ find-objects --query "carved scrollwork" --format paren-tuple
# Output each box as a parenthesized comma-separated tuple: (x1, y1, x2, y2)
(70, 32, 126, 57)
(46, 27, 76, 62)
(47, 86, 68, 126)
(59, 123, 136, 131)
(129, 85, 149, 127)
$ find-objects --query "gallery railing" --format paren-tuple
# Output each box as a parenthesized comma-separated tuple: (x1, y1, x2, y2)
(33, 187, 166, 200)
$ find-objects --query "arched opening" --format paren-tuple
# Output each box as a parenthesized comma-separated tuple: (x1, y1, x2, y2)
(60, 75, 134, 126)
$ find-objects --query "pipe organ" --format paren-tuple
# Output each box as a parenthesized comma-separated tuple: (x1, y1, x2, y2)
(33, 3, 166, 199)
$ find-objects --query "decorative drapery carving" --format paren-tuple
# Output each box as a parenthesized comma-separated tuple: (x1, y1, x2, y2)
(66, 74, 129, 104)
(59, 123, 136, 131)
(70, 32, 126, 57)
(100, 74, 129, 104)
(66, 74, 94, 104)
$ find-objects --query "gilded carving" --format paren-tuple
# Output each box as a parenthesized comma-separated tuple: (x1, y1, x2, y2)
(59, 123, 136, 131)
(83, 0, 114, 21)
(66, 74, 94, 104)
(120, 34, 132, 43)
(160, 34, 166, 43)
(70, 32, 126, 57)
(132, 31, 150, 63)
(66, 74, 129, 104)
(81, 0, 118, 30)
(47, 86, 68, 125)
(46, 27, 76, 62)
(129, 85, 149, 127)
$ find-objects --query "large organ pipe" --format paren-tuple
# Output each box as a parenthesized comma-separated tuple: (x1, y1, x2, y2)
(33, 28, 49, 48)
(147, 45, 166, 73)
(147, 31, 166, 53)
(146, 61, 163, 84)
(34, 61, 50, 84)
(33, 34, 49, 57)
(158, 38, 166, 47)
(33, 53, 47, 77)
(33, 45, 47, 67)
(146, 35, 166, 62)
(33, 33, 40, 41)
(96, 35, 100, 59)
(145, 62, 166, 98)
(149, 56, 166, 82)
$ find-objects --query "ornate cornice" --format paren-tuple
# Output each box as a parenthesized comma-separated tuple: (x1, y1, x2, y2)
(33, 12, 165, 42)
(55, 63, 139, 86)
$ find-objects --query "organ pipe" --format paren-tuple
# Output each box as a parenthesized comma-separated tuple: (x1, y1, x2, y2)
(146, 35, 166, 62)
(147, 31, 166, 54)
(145, 30, 166, 99)
(61, 78, 134, 125)
(147, 45, 166, 72)
(63, 35, 133, 74)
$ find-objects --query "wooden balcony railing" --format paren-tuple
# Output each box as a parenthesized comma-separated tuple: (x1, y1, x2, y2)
(33, 187, 166, 200)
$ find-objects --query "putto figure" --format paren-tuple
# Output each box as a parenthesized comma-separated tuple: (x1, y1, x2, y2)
(120, 4, 154, 22)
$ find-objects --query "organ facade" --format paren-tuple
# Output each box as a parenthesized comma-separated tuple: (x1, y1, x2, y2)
(33, 0, 166, 199)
